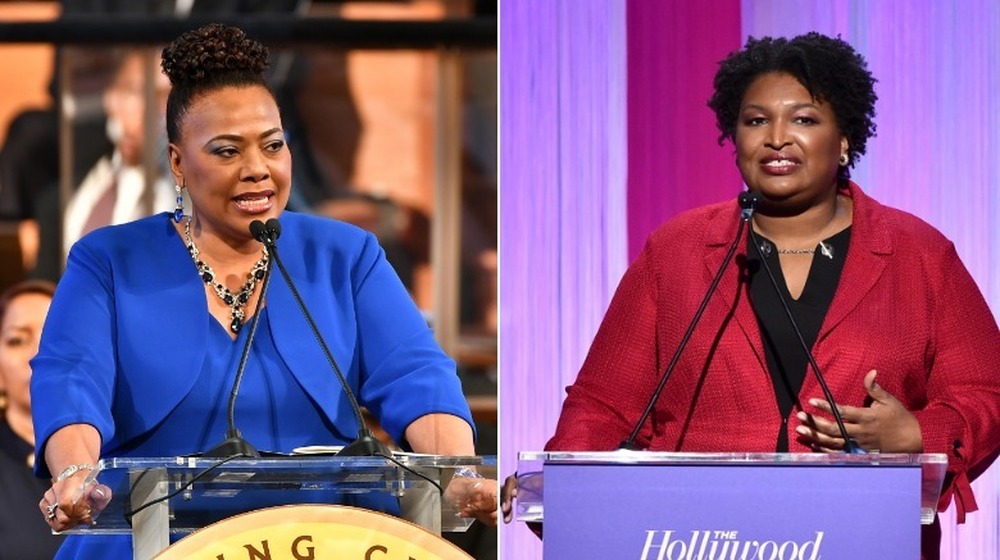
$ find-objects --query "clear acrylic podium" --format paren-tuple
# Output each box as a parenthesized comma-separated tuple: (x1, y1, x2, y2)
(516, 451, 947, 559)
(64, 454, 497, 560)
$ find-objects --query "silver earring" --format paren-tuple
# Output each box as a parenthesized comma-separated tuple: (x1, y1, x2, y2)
(839, 153, 850, 166)
(173, 184, 185, 223)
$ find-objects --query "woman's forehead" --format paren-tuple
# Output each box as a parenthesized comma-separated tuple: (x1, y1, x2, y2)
(179, 85, 282, 139)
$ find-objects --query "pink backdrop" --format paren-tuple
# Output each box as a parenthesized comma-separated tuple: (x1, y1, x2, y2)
(626, 2, 743, 259)
(500, 2, 629, 556)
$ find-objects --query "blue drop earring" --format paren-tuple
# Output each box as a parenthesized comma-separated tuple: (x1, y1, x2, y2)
(173, 184, 185, 223)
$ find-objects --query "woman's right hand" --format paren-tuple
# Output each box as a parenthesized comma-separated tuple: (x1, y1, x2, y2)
(40, 469, 113, 532)
(501, 474, 518, 523)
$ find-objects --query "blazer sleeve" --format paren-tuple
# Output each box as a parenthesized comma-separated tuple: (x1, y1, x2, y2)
(911, 242, 1000, 522)
(350, 232, 475, 446)
(30, 240, 118, 478)
(546, 237, 662, 451)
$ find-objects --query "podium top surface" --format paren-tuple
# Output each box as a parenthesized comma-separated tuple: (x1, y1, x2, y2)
(68, 453, 496, 536)
(520, 450, 946, 466)
(515, 451, 947, 526)
(102, 453, 495, 471)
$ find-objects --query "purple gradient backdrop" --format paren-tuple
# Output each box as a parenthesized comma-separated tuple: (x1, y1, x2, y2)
(500, 1, 999, 557)
(499, 1, 629, 557)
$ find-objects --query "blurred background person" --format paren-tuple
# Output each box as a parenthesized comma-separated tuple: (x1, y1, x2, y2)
(0, 279, 62, 559)
(0, 348, 5, 410)
(61, 47, 175, 259)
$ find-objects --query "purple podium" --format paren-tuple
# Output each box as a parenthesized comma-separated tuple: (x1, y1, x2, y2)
(516, 451, 947, 559)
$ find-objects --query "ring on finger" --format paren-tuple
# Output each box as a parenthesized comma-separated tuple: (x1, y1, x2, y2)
(46, 503, 58, 520)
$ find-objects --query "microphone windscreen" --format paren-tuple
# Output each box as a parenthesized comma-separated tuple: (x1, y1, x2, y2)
(738, 191, 761, 210)
(265, 218, 282, 240)
(249, 220, 268, 242)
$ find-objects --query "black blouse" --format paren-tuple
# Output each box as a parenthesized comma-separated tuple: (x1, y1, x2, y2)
(747, 227, 852, 452)
(0, 418, 65, 559)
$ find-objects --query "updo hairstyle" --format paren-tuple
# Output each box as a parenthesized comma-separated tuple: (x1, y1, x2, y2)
(160, 23, 273, 142)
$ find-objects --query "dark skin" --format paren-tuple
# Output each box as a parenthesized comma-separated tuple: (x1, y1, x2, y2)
(501, 71, 923, 525)
(800, 370, 923, 452)
(736, 72, 851, 299)
(739, 73, 921, 452)
(167, 85, 292, 340)
(501, 476, 517, 524)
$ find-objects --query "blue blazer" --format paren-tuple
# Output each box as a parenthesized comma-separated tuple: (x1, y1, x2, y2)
(31, 212, 473, 476)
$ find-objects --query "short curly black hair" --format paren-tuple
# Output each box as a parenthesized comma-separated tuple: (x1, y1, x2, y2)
(707, 32, 877, 169)
(161, 23, 273, 143)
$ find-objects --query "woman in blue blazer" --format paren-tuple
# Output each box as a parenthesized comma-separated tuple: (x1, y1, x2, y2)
(31, 24, 495, 558)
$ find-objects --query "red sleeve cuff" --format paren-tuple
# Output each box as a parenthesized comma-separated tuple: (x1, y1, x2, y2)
(938, 471, 978, 523)
(913, 405, 966, 459)
(914, 405, 977, 523)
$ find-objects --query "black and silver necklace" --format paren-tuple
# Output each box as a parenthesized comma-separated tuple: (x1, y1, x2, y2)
(183, 218, 268, 334)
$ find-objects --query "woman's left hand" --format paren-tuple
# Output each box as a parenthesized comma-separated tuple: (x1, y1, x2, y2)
(796, 370, 923, 453)
(444, 474, 499, 527)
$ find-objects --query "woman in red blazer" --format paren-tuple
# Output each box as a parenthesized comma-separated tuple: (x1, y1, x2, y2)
(503, 33, 1000, 559)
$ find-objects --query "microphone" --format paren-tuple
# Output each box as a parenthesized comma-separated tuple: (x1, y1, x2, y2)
(746, 200, 865, 454)
(249, 219, 271, 244)
(258, 218, 391, 458)
(202, 221, 276, 458)
(619, 193, 757, 450)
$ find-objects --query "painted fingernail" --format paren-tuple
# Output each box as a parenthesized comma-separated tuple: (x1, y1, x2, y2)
(795, 426, 809, 435)
(796, 412, 808, 421)
(808, 399, 820, 407)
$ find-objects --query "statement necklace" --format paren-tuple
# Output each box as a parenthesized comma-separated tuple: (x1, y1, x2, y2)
(775, 241, 834, 259)
(183, 218, 268, 333)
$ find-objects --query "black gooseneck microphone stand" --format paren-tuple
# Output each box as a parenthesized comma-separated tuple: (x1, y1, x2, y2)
(202, 222, 275, 458)
(746, 198, 865, 455)
(619, 192, 759, 450)
(258, 218, 390, 457)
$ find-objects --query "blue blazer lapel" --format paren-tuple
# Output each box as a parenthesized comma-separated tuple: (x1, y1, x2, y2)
(263, 218, 360, 440)
(111, 215, 210, 444)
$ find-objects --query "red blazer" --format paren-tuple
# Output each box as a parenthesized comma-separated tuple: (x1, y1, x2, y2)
(547, 183, 1000, 529)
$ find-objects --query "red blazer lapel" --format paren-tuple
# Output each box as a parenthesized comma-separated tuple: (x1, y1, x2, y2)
(818, 183, 893, 343)
(799, 184, 893, 413)
(703, 204, 767, 373)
